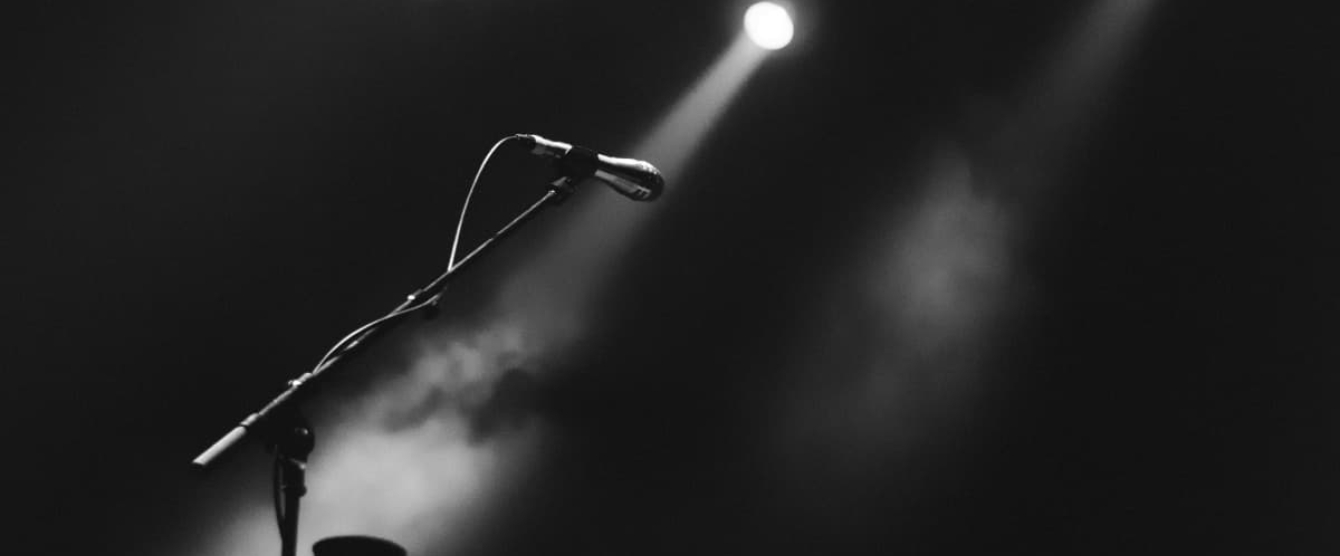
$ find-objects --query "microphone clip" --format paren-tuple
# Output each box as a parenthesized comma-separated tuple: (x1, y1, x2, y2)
(545, 172, 578, 203)
(554, 145, 602, 178)
(544, 146, 602, 202)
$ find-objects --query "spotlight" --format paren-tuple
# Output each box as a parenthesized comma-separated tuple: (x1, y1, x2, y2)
(744, 2, 794, 50)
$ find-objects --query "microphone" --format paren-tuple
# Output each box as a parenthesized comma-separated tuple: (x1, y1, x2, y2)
(515, 134, 664, 201)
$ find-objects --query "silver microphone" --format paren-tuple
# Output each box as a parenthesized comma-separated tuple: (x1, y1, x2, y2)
(515, 134, 664, 201)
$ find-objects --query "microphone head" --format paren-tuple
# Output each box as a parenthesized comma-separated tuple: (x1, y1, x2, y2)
(641, 167, 665, 201)
(594, 156, 664, 201)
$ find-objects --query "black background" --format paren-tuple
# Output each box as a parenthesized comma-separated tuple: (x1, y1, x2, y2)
(8, 1, 1337, 554)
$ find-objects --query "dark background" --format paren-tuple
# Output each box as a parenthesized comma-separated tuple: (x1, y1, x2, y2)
(8, 1, 1336, 554)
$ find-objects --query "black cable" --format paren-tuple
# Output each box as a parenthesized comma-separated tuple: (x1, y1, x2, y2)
(450, 135, 522, 271)
(263, 136, 519, 542)
(305, 135, 521, 375)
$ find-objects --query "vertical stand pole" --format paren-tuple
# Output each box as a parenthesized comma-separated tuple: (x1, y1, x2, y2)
(274, 417, 315, 556)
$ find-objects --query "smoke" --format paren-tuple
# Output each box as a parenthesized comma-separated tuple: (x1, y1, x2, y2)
(182, 306, 556, 556)
(873, 149, 1012, 355)
(182, 263, 589, 556)
(858, 146, 1018, 444)
(296, 289, 572, 554)
(794, 146, 1016, 448)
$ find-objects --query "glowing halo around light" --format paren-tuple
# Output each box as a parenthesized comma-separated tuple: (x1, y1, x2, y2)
(744, 2, 794, 50)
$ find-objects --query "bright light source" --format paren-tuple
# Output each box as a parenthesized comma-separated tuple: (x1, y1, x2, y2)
(744, 2, 794, 50)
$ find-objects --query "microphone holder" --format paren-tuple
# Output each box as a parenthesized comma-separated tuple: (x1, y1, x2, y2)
(191, 160, 587, 556)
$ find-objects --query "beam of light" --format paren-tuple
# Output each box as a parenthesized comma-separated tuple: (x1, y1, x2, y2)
(1036, 0, 1158, 118)
(497, 31, 767, 329)
(771, 0, 1161, 490)
(744, 2, 795, 51)
(1005, 0, 1161, 192)
(636, 34, 768, 175)
(186, 30, 771, 556)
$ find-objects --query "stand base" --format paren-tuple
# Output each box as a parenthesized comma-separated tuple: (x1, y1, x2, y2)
(313, 536, 407, 556)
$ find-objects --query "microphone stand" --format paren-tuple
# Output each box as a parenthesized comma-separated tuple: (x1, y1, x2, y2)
(191, 170, 581, 556)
